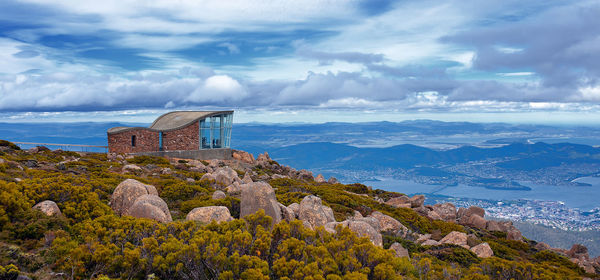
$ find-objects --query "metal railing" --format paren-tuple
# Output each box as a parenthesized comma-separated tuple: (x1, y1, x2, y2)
(12, 142, 108, 153)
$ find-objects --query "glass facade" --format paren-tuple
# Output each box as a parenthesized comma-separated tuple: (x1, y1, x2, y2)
(199, 112, 233, 149)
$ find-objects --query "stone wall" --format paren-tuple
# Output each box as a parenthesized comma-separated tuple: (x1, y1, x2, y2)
(108, 129, 160, 154)
(162, 123, 199, 151)
(132, 148, 233, 160)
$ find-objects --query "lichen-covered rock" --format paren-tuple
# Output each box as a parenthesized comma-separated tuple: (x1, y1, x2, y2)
(299, 195, 336, 228)
(213, 166, 239, 186)
(427, 210, 442, 220)
(186, 206, 233, 223)
(33, 200, 61, 216)
(225, 182, 241, 194)
(409, 195, 425, 208)
(125, 194, 172, 223)
(257, 152, 271, 162)
(315, 174, 326, 183)
(200, 173, 216, 182)
(348, 220, 383, 247)
(122, 164, 142, 173)
(242, 172, 253, 184)
(111, 179, 158, 216)
(232, 150, 255, 163)
(295, 170, 312, 181)
(470, 242, 494, 258)
(485, 220, 504, 231)
(390, 242, 410, 258)
(353, 216, 381, 232)
(417, 234, 432, 244)
(288, 203, 300, 218)
(535, 242, 552, 251)
(440, 231, 468, 247)
(431, 203, 457, 221)
(328, 177, 339, 184)
(385, 195, 411, 208)
(212, 190, 226, 200)
(464, 206, 485, 218)
(369, 211, 408, 234)
(461, 214, 487, 229)
(279, 203, 295, 222)
(240, 182, 281, 225)
(421, 239, 441, 246)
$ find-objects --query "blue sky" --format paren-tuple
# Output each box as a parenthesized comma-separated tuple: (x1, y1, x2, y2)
(0, 0, 599, 123)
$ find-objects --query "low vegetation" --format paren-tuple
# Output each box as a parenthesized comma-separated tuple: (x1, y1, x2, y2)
(0, 141, 595, 279)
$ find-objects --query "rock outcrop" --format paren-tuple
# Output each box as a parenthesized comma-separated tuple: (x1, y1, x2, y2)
(298, 195, 336, 228)
(287, 203, 300, 218)
(390, 242, 410, 258)
(409, 195, 425, 208)
(212, 190, 226, 200)
(369, 211, 408, 234)
(232, 150, 255, 163)
(348, 220, 383, 247)
(431, 203, 456, 222)
(111, 179, 158, 216)
(213, 166, 239, 187)
(186, 206, 233, 223)
(240, 182, 281, 225)
(470, 242, 494, 258)
(122, 164, 142, 173)
(32, 200, 61, 216)
(315, 174, 326, 183)
(279, 203, 295, 222)
(126, 194, 172, 223)
(440, 231, 468, 248)
(385, 195, 411, 208)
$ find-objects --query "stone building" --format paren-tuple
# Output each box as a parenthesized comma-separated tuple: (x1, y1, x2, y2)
(107, 111, 233, 159)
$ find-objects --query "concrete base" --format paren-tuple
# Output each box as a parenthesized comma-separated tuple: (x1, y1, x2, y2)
(131, 148, 232, 160)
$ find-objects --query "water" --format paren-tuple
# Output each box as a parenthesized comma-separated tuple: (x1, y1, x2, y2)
(363, 176, 600, 211)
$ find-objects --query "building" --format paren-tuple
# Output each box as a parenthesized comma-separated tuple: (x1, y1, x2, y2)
(107, 111, 233, 159)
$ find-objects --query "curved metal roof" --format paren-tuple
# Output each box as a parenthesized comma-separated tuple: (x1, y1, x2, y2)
(107, 110, 233, 134)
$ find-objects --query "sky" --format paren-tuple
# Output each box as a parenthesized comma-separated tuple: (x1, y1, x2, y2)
(0, 0, 599, 124)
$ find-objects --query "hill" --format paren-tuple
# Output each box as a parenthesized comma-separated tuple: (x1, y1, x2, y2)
(0, 140, 598, 279)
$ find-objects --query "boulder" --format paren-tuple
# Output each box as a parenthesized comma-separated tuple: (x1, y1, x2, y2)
(297, 169, 314, 181)
(240, 182, 281, 225)
(328, 177, 339, 184)
(122, 164, 142, 173)
(126, 194, 172, 223)
(186, 206, 233, 223)
(385, 195, 411, 208)
(486, 220, 504, 232)
(465, 206, 485, 218)
(421, 239, 441, 246)
(427, 210, 442, 220)
(431, 203, 457, 222)
(287, 203, 300, 218)
(232, 150, 255, 163)
(567, 244, 589, 260)
(417, 234, 432, 244)
(110, 179, 158, 216)
(353, 216, 381, 232)
(535, 242, 552, 251)
(470, 242, 494, 258)
(212, 190, 226, 200)
(161, 168, 173, 175)
(369, 211, 408, 234)
(225, 182, 241, 193)
(461, 214, 487, 229)
(279, 203, 295, 222)
(200, 173, 216, 182)
(242, 172, 253, 184)
(409, 195, 425, 208)
(315, 174, 326, 183)
(257, 152, 271, 162)
(213, 166, 239, 186)
(440, 231, 468, 247)
(348, 220, 383, 247)
(272, 174, 288, 179)
(33, 200, 61, 216)
(505, 225, 523, 241)
(298, 195, 336, 228)
(390, 242, 410, 258)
